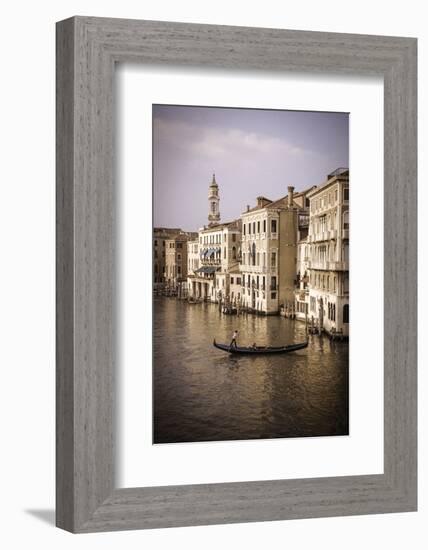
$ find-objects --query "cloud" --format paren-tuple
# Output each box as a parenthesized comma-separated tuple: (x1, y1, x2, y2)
(153, 118, 304, 161)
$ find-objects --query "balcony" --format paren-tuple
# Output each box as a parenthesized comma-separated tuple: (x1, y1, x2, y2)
(308, 260, 328, 270)
(309, 230, 339, 242)
(201, 259, 221, 266)
(239, 264, 267, 274)
(308, 260, 348, 271)
(329, 261, 348, 271)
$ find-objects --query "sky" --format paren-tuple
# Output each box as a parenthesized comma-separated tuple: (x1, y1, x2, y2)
(153, 105, 348, 232)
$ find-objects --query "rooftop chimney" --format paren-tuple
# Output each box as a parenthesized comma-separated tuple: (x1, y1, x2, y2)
(287, 186, 295, 208)
(256, 196, 272, 208)
(247, 205, 250, 212)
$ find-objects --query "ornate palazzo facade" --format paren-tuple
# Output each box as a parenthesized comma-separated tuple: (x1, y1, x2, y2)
(305, 168, 349, 336)
(239, 186, 312, 314)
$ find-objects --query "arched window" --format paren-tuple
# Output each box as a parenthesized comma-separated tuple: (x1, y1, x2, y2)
(232, 246, 236, 260)
(343, 304, 349, 323)
(256, 252, 260, 266)
(252, 243, 256, 266)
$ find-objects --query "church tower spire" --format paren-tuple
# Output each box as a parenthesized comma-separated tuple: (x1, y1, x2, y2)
(208, 173, 220, 226)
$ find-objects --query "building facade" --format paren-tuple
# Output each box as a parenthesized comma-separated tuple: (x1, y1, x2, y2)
(163, 232, 197, 294)
(187, 239, 199, 277)
(229, 271, 243, 308)
(187, 174, 242, 302)
(239, 186, 312, 314)
(306, 168, 349, 336)
(188, 220, 241, 302)
(165, 236, 188, 293)
(153, 227, 181, 287)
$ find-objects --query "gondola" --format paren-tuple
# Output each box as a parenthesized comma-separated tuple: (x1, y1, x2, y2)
(213, 339, 308, 355)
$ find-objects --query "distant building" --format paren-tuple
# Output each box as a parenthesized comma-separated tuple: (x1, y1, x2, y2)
(239, 186, 313, 314)
(187, 239, 200, 277)
(306, 168, 349, 336)
(294, 236, 310, 320)
(229, 271, 243, 307)
(187, 174, 241, 302)
(154, 228, 197, 292)
(153, 227, 181, 288)
(188, 220, 241, 302)
(164, 232, 197, 294)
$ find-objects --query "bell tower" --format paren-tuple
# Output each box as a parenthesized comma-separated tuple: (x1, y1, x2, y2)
(208, 173, 220, 226)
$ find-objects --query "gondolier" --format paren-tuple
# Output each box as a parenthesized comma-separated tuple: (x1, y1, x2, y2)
(230, 330, 238, 349)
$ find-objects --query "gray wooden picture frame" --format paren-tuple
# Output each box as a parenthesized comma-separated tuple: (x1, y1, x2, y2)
(56, 16, 417, 533)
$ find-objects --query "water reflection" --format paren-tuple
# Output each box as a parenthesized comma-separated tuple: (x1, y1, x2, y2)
(153, 297, 349, 443)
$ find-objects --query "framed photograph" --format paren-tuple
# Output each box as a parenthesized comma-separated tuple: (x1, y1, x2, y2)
(56, 16, 417, 532)
(151, 105, 350, 446)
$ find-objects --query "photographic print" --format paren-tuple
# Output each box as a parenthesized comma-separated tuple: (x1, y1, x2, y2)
(153, 104, 349, 444)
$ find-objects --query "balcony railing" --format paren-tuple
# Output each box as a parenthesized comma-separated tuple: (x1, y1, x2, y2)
(330, 260, 348, 271)
(238, 264, 267, 273)
(308, 229, 340, 242)
(200, 258, 221, 265)
(307, 260, 348, 271)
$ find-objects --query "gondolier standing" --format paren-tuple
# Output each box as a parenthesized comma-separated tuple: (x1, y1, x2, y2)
(230, 329, 238, 349)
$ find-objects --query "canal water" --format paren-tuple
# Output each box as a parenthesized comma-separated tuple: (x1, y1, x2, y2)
(153, 297, 349, 444)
